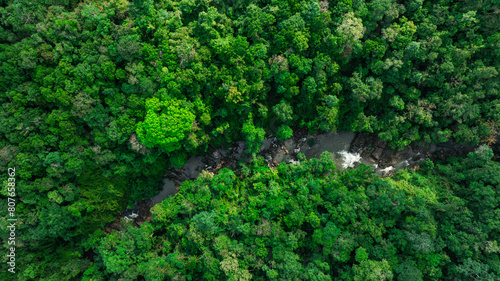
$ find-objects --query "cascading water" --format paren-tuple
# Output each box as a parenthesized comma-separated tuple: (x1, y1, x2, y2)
(337, 150, 362, 169)
(149, 132, 440, 210)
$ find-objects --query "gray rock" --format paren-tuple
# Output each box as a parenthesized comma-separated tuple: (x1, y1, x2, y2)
(371, 148, 384, 160)
(259, 138, 273, 153)
(302, 131, 356, 160)
(151, 179, 177, 205)
(274, 150, 292, 164)
(236, 142, 246, 156)
(213, 151, 221, 159)
(183, 156, 204, 179)
(219, 149, 228, 158)
(283, 138, 296, 152)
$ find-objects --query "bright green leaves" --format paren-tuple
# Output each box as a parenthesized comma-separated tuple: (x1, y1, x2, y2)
(466, 144, 494, 167)
(136, 95, 196, 153)
(193, 97, 211, 126)
(326, 95, 340, 108)
(289, 54, 313, 76)
(48, 190, 64, 204)
(97, 223, 153, 277)
(192, 211, 220, 234)
(1, 0, 499, 279)
(277, 125, 293, 141)
(100, 61, 116, 80)
(385, 17, 417, 50)
(312, 221, 341, 250)
(46, 109, 80, 147)
(363, 40, 387, 61)
(389, 95, 405, 110)
(242, 116, 266, 154)
(146, 149, 500, 280)
(276, 14, 310, 52)
(237, 4, 276, 41)
(353, 259, 393, 281)
(42, 87, 71, 106)
(284, 209, 306, 228)
(317, 95, 340, 131)
(355, 247, 369, 263)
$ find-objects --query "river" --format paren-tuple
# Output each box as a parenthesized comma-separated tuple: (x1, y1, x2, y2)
(147, 130, 478, 208)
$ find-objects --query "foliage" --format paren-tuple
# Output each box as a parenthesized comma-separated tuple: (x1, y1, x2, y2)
(0, 0, 499, 279)
(276, 124, 293, 141)
(106, 150, 500, 280)
(136, 95, 195, 153)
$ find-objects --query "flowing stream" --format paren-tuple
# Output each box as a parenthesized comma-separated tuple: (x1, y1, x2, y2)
(148, 131, 435, 207)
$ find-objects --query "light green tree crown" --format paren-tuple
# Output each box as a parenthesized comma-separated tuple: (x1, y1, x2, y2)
(136, 95, 195, 153)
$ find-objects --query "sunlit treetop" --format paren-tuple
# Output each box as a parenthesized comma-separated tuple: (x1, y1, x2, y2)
(136, 92, 195, 153)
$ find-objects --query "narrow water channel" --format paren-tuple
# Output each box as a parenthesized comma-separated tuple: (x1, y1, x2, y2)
(148, 131, 447, 208)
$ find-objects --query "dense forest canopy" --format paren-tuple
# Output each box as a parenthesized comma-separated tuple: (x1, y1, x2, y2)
(147, 150, 500, 280)
(0, 0, 499, 279)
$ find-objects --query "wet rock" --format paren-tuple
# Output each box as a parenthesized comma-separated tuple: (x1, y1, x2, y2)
(394, 160, 410, 170)
(371, 148, 384, 160)
(349, 133, 369, 153)
(147, 130, 480, 214)
(229, 141, 247, 159)
(350, 132, 480, 170)
(150, 179, 177, 205)
(364, 155, 377, 165)
(383, 146, 412, 167)
(303, 131, 356, 160)
(375, 166, 395, 177)
(237, 142, 246, 155)
(123, 205, 140, 219)
(183, 156, 204, 179)
(229, 162, 237, 170)
(213, 151, 221, 159)
(298, 137, 313, 151)
(219, 149, 228, 158)
(283, 138, 296, 152)
(274, 150, 291, 164)
(259, 139, 273, 153)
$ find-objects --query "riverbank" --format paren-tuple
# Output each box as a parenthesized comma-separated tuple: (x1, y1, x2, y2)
(153, 131, 479, 204)
(107, 130, 481, 230)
